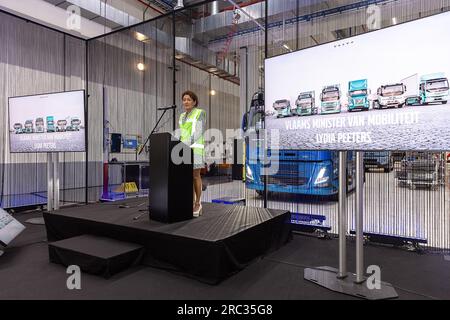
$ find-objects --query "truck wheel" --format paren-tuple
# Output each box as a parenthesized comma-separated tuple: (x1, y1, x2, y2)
(398, 104, 404, 108)
(442, 101, 447, 105)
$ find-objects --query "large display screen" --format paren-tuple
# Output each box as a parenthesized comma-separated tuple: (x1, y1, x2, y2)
(265, 12, 450, 151)
(8, 90, 86, 153)
(0, 208, 25, 247)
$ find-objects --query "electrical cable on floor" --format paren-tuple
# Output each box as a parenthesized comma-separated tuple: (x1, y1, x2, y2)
(262, 257, 440, 300)
(101, 201, 147, 209)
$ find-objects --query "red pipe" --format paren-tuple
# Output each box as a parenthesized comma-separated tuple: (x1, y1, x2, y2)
(136, 0, 166, 15)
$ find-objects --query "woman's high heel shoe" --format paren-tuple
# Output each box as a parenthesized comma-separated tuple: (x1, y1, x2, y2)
(193, 203, 202, 217)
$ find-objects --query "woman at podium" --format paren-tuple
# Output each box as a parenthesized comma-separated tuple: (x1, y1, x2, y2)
(179, 91, 206, 217)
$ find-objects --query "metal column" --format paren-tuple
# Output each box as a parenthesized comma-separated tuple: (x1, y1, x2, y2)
(355, 151, 365, 283)
(47, 152, 60, 211)
(47, 153, 54, 211)
(338, 151, 348, 279)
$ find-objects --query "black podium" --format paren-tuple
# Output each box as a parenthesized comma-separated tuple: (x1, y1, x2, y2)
(149, 133, 193, 223)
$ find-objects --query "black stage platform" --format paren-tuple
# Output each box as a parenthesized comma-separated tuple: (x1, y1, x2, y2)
(43, 199, 291, 284)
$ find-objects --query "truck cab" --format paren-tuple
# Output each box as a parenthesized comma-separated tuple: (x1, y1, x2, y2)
(375, 83, 406, 109)
(246, 149, 356, 197)
(295, 91, 317, 116)
(320, 85, 341, 114)
(46, 116, 55, 132)
(24, 120, 34, 133)
(273, 99, 292, 118)
(13, 123, 23, 134)
(56, 120, 68, 132)
(348, 79, 370, 111)
(67, 117, 81, 131)
(419, 73, 449, 105)
(35, 118, 45, 133)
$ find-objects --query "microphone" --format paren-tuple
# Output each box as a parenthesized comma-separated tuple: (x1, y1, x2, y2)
(157, 105, 177, 111)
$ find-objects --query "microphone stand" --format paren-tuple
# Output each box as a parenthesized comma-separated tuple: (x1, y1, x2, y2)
(137, 106, 175, 156)
(134, 106, 175, 221)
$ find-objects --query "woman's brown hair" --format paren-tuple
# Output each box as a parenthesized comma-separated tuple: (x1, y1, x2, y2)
(182, 90, 199, 107)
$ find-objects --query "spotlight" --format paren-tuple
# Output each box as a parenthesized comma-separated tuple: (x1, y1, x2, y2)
(174, 0, 184, 10)
(137, 63, 145, 71)
(135, 32, 149, 42)
(210, 90, 216, 96)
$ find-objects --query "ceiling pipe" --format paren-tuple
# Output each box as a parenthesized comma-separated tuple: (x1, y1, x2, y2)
(221, 0, 264, 12)
(225, 0, 265, 31)
(136, 0, 166, 15)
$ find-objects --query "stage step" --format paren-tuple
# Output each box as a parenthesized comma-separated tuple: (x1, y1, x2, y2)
(48, 235, 144, 279)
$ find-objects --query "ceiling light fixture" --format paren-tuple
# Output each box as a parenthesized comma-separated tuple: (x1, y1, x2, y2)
(137, 63, 145, 71)
(174, 0, 184, 10)
(135, 32, 149, 42)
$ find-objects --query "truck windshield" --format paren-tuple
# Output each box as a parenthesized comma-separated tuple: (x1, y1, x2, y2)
(250, 112, 263, 129)
(298, 98, 312, 104)
(322, 90, 339, 101)
(350, 89, 367, 97)
(381, 85, 404, 97)
(426, 80, 449, 92)
(273, 101, 289, 110)
(298, 94, 312, 103)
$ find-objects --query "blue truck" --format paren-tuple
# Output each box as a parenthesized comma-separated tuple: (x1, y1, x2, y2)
(245, 148, 355, 198)
(46, 116, 55, 132)
(320, 85, 341, 114)
(419, 73, 449, 105)
(348, 79, 370, 111)
(244, 92, 355, 198)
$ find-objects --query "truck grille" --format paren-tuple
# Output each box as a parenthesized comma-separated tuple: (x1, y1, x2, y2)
(264, 163, 309, 186)
(266, 176, 309, 186)
(323, 104, 337, 111)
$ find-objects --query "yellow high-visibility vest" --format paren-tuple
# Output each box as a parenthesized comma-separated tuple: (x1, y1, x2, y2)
(179, 108, 205, 156)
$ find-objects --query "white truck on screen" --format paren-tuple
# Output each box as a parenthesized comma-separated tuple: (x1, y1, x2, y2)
(374, 83, 406, 109)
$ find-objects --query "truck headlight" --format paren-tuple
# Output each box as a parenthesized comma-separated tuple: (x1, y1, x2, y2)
(246, 165, 254, 181)
(314, 167, 330, 186)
